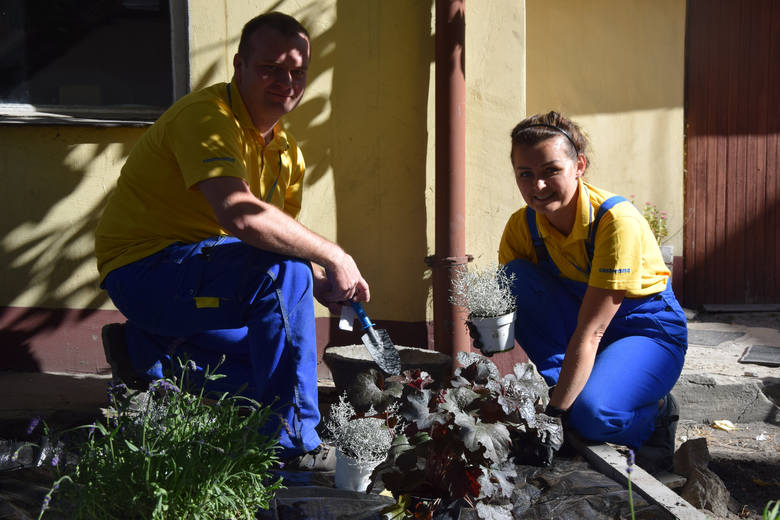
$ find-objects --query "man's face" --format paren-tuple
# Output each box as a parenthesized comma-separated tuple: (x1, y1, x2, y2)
(233, 27, 310, 134)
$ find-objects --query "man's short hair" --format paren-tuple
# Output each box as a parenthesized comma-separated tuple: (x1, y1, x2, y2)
(237, 12, 310, 58)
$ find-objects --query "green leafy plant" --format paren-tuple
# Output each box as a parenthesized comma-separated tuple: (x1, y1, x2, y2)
(363, 352, 561, 519)
(39, 359, 283, 520)
(765, 499, 780, 520)
(450, 264, 516, 318)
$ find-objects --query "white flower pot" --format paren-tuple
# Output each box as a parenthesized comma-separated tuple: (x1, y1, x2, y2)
(468, 311, 516, 355)
(334, 449, 381, 492)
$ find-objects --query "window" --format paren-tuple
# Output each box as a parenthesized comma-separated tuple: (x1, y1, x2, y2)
(0, 0, 189, 125)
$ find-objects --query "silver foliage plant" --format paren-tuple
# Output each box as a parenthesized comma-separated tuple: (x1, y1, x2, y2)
(449, 263, 517, 318)
(325, 393, 399, 464)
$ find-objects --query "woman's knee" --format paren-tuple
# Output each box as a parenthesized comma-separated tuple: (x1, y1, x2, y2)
(568, 395, 627, 442)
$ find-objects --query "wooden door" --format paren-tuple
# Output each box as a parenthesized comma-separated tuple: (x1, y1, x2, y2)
(684, 0, 780, 305)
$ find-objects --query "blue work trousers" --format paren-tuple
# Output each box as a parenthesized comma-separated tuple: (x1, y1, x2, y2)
(101, 236, 321, 456)
(504, 259, 687, 449)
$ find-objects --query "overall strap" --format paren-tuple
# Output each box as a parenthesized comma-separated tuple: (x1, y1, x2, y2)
(525, 208, 561, 276)
(585, 195, 629, 264)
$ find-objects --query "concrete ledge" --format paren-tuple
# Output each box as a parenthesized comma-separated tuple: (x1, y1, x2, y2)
(674, 374, 780, 425)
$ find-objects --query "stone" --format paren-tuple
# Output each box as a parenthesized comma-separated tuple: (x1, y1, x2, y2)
(679, 466, 732, 518)
(323, 345, 452, 395)
(674, 438, 711, 478)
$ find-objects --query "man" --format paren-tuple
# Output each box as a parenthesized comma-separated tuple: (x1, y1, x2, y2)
(95, 12, 367, 469)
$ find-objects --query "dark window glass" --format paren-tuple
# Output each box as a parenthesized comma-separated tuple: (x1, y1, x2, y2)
(0, 0, 173, 116)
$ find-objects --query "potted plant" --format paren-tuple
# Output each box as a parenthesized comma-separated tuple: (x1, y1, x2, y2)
(367, 352, 563, 519)
(325, 393, 399, 492)
(450, 264, 517, 355)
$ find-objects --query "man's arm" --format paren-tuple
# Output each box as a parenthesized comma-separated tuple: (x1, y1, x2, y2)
(548, 286, 625, 410)
(198, 176, 369, 303)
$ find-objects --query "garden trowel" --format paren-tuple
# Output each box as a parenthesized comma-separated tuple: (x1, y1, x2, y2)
(342, 301, 401, 375)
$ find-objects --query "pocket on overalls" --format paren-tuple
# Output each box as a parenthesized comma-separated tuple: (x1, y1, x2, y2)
(168, 236, 229, 307)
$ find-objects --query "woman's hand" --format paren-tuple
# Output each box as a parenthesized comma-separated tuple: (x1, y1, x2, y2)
(549, 286, 625, 410)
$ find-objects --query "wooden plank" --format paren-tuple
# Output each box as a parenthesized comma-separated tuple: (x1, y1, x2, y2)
(703, 0, 719, 304)
(684, 0, 709, 306)
(565, 433, 708, 520)
(767, 0, 780, 303)
(713, 0, 730, 305)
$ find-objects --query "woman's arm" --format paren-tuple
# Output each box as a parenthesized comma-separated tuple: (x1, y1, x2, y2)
(548, 286, 625, 410)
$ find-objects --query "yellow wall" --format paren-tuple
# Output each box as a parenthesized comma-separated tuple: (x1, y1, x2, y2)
(525, 0, 686, 252)
(0, 0, 527, 327)
(2, 0, 685, 328)
(186, 0, 526, 322)
(0, 126, 142, 310)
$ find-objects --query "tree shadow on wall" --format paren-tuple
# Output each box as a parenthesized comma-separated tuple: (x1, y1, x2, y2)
(0, 127, 141, 370)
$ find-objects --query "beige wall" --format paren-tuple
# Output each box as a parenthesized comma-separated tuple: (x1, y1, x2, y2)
(526, 0, 686, 252)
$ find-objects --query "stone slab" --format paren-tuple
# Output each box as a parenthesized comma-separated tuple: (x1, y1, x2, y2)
(687, 329, 744, 346)
(674, 376, 780, 425)
(739, 345, 780, 367)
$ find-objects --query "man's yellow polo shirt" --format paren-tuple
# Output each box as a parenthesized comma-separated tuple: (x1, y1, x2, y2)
(498, 180, 669, 297)
(95, 80, 305, 283)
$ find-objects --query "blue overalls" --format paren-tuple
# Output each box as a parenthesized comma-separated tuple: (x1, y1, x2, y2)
(101, 236, 321, 457)
(503, 196, 688, 449)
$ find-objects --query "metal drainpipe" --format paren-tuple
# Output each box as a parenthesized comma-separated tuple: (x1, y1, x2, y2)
(425, 0, 472, 370)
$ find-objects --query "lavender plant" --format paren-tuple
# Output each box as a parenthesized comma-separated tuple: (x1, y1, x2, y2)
(325, 393, 399, 464)
(449, 264, 516, 318)
(38, 358, 283, 520)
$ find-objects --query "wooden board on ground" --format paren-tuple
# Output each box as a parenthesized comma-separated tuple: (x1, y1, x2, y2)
(565, 433, 708, 520)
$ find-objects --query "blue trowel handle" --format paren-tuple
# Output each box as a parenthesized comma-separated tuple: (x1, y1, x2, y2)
(350, 301, 375, 331)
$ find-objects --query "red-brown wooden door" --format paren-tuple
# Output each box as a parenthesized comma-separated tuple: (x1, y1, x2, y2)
(684, 0, 780, 306)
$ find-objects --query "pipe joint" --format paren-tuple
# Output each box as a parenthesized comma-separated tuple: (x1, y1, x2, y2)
(424, 254, 473, 268)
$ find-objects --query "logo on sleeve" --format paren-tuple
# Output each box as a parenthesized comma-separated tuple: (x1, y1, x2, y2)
(599, 267, 631, 274)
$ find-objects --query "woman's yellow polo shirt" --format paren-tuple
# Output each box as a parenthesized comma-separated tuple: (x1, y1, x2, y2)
(498, 180, 669, 297)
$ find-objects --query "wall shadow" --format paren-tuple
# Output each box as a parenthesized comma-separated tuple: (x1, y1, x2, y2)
(0, 125, 140, 369)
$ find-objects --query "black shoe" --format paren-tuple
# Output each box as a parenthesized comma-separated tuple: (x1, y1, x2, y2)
(279, 444, 337, 471)
(102, 323, 148, 391)
(636, 393, 679, 474)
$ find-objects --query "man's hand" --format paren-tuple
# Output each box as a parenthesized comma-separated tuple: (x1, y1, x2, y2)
(322, 249, 370, 303)
(312, 256, 370, 314)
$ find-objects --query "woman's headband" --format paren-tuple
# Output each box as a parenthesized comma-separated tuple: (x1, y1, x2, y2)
(521, 123, 579, 154)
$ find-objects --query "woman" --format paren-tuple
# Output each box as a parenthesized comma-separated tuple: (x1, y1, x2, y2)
(497, 111, 687, 472)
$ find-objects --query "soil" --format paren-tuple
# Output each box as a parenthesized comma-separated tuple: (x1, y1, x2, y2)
(677, 420, 780, 519)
